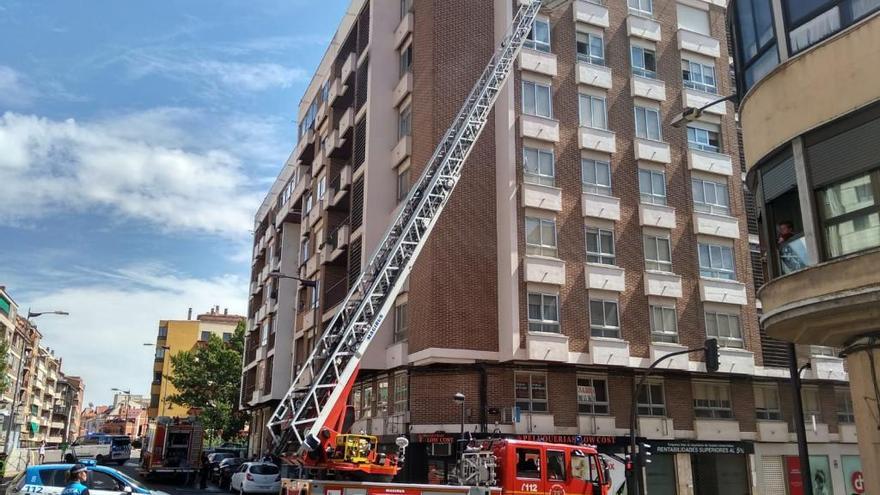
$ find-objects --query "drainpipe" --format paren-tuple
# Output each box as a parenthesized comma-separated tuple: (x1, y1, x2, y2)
(477, 364, 488, 434)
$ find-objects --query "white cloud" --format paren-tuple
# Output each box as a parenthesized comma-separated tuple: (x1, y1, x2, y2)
(0, 110, 269, 236)
(20, 265, 247, 406)
(0, 65, 37, 107)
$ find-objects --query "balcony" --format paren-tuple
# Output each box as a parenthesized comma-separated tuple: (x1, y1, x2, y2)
(392, 135, 411, 165)
(306, 252, 319, 277)
(687, 148, 733, 176)
(757, 421, 790, 442)
(699, 278, 748, 305)
(840, 424, 858, 443)
(578, 126, 616, 153)
(644, 271, 683, 298)
(520, 115, 560, 142)
(340, 52, 356, 84)
(573, 0, 609, 28)
(526, 331, 569, 362)
(329, 224, 350, 261)
(631, 76, 666, 101)
(805, 422, 830, 443)
(325, 129, 346, 158)
(695, 419, 741, 441)
(394, 11, 413, 49)
(393, 72, 412, 107)
(693, 212, 740, 239)
(521, 183, 562, 212)
(683, 87, 727, 115)
(297, 128, 315, 161)
(589, 337, 630, 366)
(331, 166, 352, 207)
(677, 29, 721, 59)
(328, 77, 348, 106)
(308, 202, 321, 227)
(584, 263, 625, 292)
(519, 49, 557, 77)
(581, 193, 620, 221)
(315, 99, 328, 127)
(627, 14, 661, 42)
(650, 342, 689, 370)
(523, 256, 565, 285)
(639, 417, 674, 439)
(578, 415, 616, 435)
(639, 203, 676, 229)
(634, 138, 671, 163)
(576, 61, 612, 89)
(338, 107, 354, 136)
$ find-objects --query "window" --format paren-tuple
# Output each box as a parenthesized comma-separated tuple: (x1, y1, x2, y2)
(682, 60, 717, 93)
(579, 94, 607, 129)
(398, 104, 412, 139)
(755, 384, 782, 420)
(634, 106, 661, 141)
(818, 170, 880, 258)
(351, 387, 362, 420)
(783, 0, 880, 54)
(199, 331, 211, 342)
(261, 321, 269, 344)
(158, 326, 168, 338)
(393, 303, 408, 343)
(629, 0, 653, 16)
(630, 46, 657, 79)
(377, 378, 389, 416)
(547, 450, 566, 481)
(692, 177, 730, 215)
(400, 0, 412, 19)
(704, 310, 743, 348)
(222, 332, 232, 343)
(582, 159, 612, 196)
(153, 372, 162, 384)
(515, 373, 548, 412)
(361, 383, 373, 419)
(393, 371, 408, 412)
(89, 472, 122, 492)
(39, 469, 68, 487)
(317, 175, 327, 200)
(311, 280, 321, 309)
(637, 381, 665, 416)
(698, 243, 736, 280)
(677, 3, 711, 35)
(525, 217, 558, 257)
(577, 375, 609, 414)
(801, 387, 820, 421)
(693, 382, 733, 418)
(516, 448, 542, 478)
(643, 234, 672, 272)
(525, 17, 551, 52)
(399, 44, 412, 77)
(304, 192, 313, 214)
(155, 348, 166, 359)
(687, 126, 721, 152)
(649, 304, 678, 343)
(733, 0, 778, 91)
(639, 168, 667, 205)
(836, 389, 855, 423)
(523, 147, 555, 186)
(528, 293, 560, 333)
(576, 32, 604, 65)
(590, 299, 620, 338)
(810, 345, 837, 357)
(301, 237, 310, 263)
(397, 168, 411, 202)
(586, 227, 615, 265)
(522, 81, 552, 118)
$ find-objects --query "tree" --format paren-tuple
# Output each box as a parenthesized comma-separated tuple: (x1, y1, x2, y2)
(0, 336, 10, 398)
(166, 321, 249, 441)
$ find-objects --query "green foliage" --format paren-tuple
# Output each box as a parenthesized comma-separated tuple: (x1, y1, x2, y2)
(166, 321, 248, 440)
(0, 336, 10, 397)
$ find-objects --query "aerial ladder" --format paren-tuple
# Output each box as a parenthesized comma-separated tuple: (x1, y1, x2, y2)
(267, 0, 564, 480)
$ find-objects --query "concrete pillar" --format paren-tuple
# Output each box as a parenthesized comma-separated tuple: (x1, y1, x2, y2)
(845, 348, 880, 494)
(675, 453, 694, 495)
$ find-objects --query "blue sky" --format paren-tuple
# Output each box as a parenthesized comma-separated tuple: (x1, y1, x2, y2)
(0, 0, 347, 405)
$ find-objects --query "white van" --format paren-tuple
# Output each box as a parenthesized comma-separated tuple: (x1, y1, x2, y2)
(69, 434, 131, 465)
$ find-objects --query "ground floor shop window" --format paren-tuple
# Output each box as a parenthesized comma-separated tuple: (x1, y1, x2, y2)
(645, 454, 676, 495)
(692, 453, 749, 495)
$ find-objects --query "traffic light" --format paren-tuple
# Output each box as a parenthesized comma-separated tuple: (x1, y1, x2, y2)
(705, 338, 720, 373)
(638, 443, 652, 467)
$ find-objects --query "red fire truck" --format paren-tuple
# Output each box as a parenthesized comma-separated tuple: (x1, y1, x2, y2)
(139, 418, 204, 480)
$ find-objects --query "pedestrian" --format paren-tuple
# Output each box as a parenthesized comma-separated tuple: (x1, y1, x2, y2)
(39, 441, 46, 464)
(199, 451, 209, 490)
(61, 464, 90, 495)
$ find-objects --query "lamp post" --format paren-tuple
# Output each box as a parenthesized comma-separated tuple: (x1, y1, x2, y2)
(670, 94, 739, 128)
(267, 270, 317, 288)
(453, 392, 465, 453)
(26, 310, 70, 321)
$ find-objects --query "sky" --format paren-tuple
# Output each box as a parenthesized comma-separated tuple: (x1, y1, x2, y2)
(0, 0, 348, 406)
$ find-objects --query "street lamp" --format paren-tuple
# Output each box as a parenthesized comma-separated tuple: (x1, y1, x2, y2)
(267, 270, 317, 288)
(453, 392, 465, 447)
(26, 310, 70, 321)
(670, 94, 739, 128)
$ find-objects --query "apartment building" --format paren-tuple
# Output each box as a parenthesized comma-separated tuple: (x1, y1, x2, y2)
(243, 0, 859, 491)
(730, 0, 880, 492)
(148, 307, 244, 419)
(57, 375, 85, 443)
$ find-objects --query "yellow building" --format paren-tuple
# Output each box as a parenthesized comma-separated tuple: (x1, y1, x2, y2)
(148, 307, 244, 419)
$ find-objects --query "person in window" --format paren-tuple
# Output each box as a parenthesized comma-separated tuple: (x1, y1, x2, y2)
(776, 220, 806, 273)
(547, 455, 564, 480)
(776, 221, 796, 246)
(61, 464, 90, 495)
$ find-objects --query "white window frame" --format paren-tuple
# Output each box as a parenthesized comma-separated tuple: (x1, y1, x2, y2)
(755, 384, 782, 421)
(629, 0, 653, 16)
(525, 217, 558, 257)
(579, 94, 608, 130)
(630, 45, 657, 79)
(687, 126, 721, 152)
(397, 167, 411, 202)
(528, 292, 560, 333)
(582, 159, 612, 196)
(393, 371, 408, 413)
(393, 303, 408, 343)
(515, 372, 548, 413)
(586, 227, 615, 265)
(399, 43, 413, 77)
(835, 388, 854, 423)
(361, 383, 373, 419)
(801, 387, 821, 421)
(523, 147, 556, 187)
(576, 31, 604, 66)
(524, 17, 551, 52)
(317, 176, 327, 201)
(398, 104, 412, 140)
(377, 377, 389, 416)
(522, 81, 553, 119)
(693, 382, 733, 419)
(637, 380, 666, 417)
(577, 375, 610, 415)
(682, 59, 717, 94)
(634, 106, 662, 141)
(692, 177, 730, 215)
(643, 234, 673, 272)
(589, 298, 620, 338)
(704, 309, 743, 348)
(698, 243, 736, 280)
(639, 168, 667, 205)
(649, 304, 678, 343)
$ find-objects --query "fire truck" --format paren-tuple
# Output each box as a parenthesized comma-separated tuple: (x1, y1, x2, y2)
(266, 1, 612, 495)
(139, 417, 205, 480)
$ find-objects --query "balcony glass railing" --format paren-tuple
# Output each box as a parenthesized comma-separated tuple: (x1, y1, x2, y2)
(684, 79, 718, 94)
(778, 235, 811, 275)
(632, 67, 657, 79)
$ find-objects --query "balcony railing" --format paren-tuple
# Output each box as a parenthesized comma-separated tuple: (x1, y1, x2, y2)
(684, 79, 718, 94)
(632, 67, 657, 79)
(778, 235, 811, 275)
(324, 278, 348, 310)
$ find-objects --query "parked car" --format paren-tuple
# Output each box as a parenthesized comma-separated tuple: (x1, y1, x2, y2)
(6, 461, 171, 495)
(68, 434, 132, 465)
(207, 452, 236, 480)
(216, 457, 245, 489)
(229, 462, 280, 495)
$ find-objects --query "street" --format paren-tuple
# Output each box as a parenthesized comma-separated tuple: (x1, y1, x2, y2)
(118, 453, 226, 495)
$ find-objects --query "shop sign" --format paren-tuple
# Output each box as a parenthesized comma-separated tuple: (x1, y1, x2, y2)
(842, 455, 864, 494)
(415, 433, 454, 444)
(653, 440, 753, 455)
(514, 434, 628, 446)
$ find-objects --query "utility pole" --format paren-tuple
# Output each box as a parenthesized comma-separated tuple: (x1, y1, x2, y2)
(788, 343, 814, 495)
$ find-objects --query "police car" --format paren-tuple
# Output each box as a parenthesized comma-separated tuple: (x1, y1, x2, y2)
(6, 462, 171, 495)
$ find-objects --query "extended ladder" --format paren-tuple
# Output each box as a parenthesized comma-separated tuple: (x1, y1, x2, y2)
(268, 0, 544, 458)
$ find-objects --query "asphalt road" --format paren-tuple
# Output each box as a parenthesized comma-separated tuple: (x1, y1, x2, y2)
(118, 458, 227, 495)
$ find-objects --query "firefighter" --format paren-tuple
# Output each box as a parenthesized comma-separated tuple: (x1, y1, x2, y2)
(61, 464, 90, 495)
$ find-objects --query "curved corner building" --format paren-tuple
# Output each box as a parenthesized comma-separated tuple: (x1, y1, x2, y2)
(730, 0, 880, 489)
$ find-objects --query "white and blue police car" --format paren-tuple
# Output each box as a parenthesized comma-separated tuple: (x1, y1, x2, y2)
(6, 461, 170, 495)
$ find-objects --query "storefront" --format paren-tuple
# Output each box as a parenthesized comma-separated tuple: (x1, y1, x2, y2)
(652, 440, 754, 495)
(753, 442, 862, 495)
